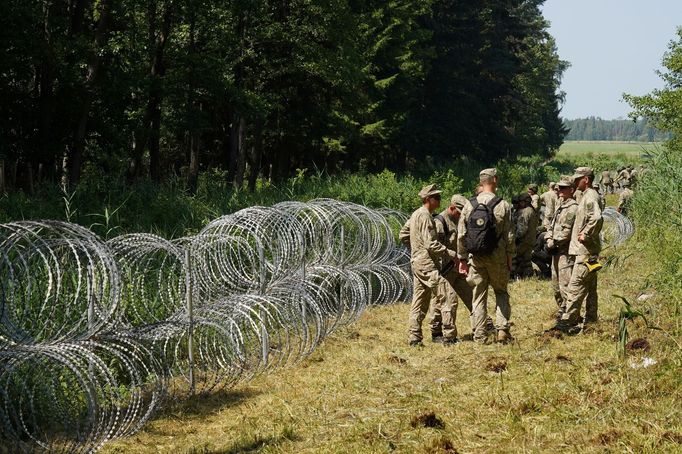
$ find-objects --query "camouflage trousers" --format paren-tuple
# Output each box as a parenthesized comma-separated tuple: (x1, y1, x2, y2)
(512, 249, 533, 278)
(467, 257, 511, 343)
(560, 256, 599, 325)
(551, 253, 575, 317)
(429, 268, 473, 340)
(408, 268, 444, 343)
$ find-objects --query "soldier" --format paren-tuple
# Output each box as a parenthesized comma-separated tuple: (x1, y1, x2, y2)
(600, 170, 613, 194)
(528, 184, 540, 210)
(512, 193, 538, 279)
(428, 195, 476, 344)
(617, 180, 634, 216)
(551, 167, 603, 333)
(592, 181, 606, 210)
(539, 182, 558, 232)
(457, 168, 515, 344)
(615, 166, 630, 190)
(545, 176, 578, 321)
(399, 184, 459, 346)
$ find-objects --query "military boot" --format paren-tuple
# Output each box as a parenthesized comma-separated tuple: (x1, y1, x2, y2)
(497, 330, 512, 344)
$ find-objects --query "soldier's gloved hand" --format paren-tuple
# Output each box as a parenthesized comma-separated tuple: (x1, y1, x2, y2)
(546, 239, 555, 251)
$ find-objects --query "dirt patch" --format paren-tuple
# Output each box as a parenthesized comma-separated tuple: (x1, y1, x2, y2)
(387, 354, 407, 365)
(555, 354, 572, 362)
(539, 330, 563, 344)
(600, 376, 612, 385)
(515, 401, 541, 415)
(484, 357, 507, 373)
(626, 337, 651, 352)
(424, 436, 459, 453)
(595, 430, 623, 445)
(410, 412, 445, 429)
(661, 431, 682, 444)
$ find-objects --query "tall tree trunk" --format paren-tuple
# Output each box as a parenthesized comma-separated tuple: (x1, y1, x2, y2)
(228, 115, 247, 189)
(38, 0, 56, 182)
(186, 4, 199, 194)
(147, 0, 172, 183)
(0, 160, 5, 194)
(67, 0, 113, 187)
(247, 121, 263, 191)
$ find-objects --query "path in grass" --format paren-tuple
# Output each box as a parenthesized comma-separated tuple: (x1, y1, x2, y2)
(103, 255, 682, 454)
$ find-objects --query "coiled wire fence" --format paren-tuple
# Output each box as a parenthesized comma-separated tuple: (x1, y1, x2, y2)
(0, 199, 411, 453)
(0, 199, 634, 453)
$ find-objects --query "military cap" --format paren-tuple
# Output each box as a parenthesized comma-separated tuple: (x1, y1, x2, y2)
(556, 175, 574, 188)
(450, 194, 468, 210)
(528, 183, 539, 192)
(480, 168, 497, 177)
(418, 184, 442, 199)
(572, 166, 594, 180)
(518, 193, 532, 203)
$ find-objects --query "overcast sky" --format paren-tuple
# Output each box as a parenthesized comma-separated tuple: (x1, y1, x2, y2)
(542, 0, 682, 119)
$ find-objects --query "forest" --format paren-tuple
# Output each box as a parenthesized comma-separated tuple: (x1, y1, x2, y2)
(563, 116, 672, 142)
(1, 0, 568, 194)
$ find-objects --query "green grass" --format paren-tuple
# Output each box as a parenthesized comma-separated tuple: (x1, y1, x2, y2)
(558, 141, 661, 157)
(103, 257, 682, 454)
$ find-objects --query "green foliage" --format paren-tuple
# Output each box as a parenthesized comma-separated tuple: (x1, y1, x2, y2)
(564, 117, 671, 142)
(0, 0, 567, 191)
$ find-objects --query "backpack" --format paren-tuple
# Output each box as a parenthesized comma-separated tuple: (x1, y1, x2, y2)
(464, 196, 503, 255)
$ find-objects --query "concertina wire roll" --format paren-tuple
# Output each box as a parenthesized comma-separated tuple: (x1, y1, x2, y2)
(0, 199, 412, 453)
(0, 199, 633, 453)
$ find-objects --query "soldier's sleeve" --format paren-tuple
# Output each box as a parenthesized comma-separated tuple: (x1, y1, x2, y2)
(419, 212, 453, 259)
(398, 219, 411, 247)
(554, 206, 576, 246)
(456, 203, 471, 260)
(503, 203, 516, 257)
(580, 194, 603, 240)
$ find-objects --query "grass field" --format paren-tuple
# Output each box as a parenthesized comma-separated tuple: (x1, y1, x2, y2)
(558, 141, 661, 157)
(103, 252, 682, 454)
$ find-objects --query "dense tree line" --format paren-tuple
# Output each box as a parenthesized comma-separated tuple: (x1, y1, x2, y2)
(1, 0, 568, 193)
(563, 117, 671, 142)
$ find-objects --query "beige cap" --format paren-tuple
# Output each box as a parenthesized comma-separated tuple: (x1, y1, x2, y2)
(528, 183, 539, 192)
(450, 194, 468, 210)
(418, 184, 442, 199)
(556, 175, 575, 188)
(480, 168, 497, 178)
(572, 166, 594, 180)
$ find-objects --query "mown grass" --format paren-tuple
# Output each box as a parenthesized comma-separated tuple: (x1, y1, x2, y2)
(559, 141, 661, 157)
(103, 252, 682, 454)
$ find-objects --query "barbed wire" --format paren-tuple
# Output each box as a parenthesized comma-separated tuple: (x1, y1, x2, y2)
(0, 199, 412, 453)
(601, 207, 635, 246)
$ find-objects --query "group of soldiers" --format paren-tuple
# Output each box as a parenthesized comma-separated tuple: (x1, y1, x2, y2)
(400, 164, 638, 346)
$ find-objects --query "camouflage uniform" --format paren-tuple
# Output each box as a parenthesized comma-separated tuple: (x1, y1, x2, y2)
(512, 195, 538, 278)
(457, 172, 515, 343)
(539, 188, 558, 231)
(618, 187, 634, 216)
(399, 191, 458, 343)
(546, 190, 578, 317)
(615, 167, 631, 189)
(429, 202, 474, 340)
(559, 170, 604, 327)
(600, 170, 613, 194)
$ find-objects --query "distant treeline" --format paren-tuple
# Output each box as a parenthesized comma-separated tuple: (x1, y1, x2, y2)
(563, 117, 671, 142)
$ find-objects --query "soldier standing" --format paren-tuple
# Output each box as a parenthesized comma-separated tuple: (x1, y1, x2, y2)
(528, 184, 540, 210)
(399, 184, 459, 346)
(600, 170, 613, 194)
(552, 167, 604, 333)
(512, 193, 538, 279)
(617, 180, 634, 216)
(545, 176, 578, 321)
(428, 195, 476, 344)
(457, 168, 515, 344)
(539, 183, 558, 232)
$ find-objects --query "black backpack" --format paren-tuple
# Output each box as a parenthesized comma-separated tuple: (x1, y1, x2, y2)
(464, 196, 503, 255)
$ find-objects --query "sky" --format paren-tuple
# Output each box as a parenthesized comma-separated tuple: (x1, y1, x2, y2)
(542, 0, 682, 120)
